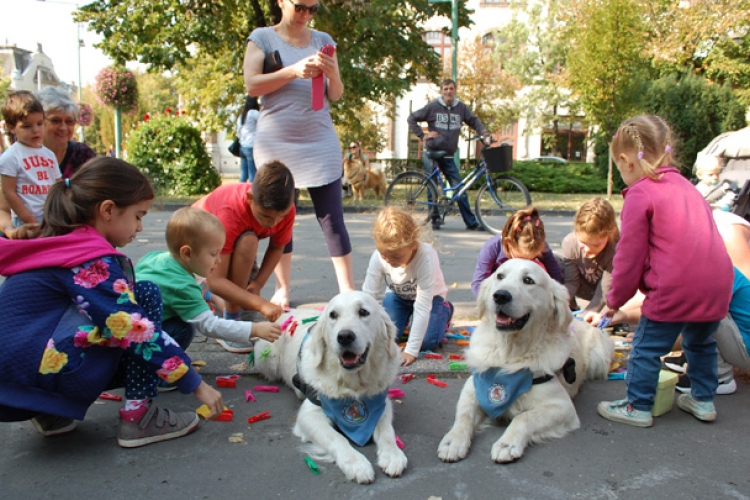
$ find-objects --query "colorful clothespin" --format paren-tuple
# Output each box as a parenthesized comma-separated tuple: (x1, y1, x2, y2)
(247, 411, 271, 424)
(215, 408, 234, 422)
(253, 385, 279, 392)
(98, 391, 122, 401)
(395, 435, 405, 449)
(388, 388, 405, 399)
(427, 374, 448, 388)
(245, 389, 255, 402)
(280, 316, 294, 331)
(215, 374, 241, 388)
(305, 456, 320, 475)
(400, 373, 414, 384)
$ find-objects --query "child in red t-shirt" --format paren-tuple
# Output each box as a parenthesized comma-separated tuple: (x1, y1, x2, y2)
(193, 160, 295, 353)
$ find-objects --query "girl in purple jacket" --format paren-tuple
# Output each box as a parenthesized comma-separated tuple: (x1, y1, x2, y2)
(597, 115, 733, 427)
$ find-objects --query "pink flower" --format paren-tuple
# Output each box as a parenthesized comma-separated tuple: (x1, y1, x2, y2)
(113, 279, 130, 294)
(73, 259, 110, 289)
(107, 336, 131, 349)
(74, 330, 92, 348)
(125, 312, 155, 343)
(161, 356, 184, 372)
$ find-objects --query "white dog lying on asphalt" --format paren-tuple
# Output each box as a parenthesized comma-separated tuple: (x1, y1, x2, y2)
(253, 291, 407, 484)
(438, 259, 614, 464)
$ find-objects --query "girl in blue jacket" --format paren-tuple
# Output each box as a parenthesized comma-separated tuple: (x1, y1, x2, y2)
(0, 158, 223, 447)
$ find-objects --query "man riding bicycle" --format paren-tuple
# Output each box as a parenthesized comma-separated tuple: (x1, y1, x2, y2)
(407, 79, 492, 231)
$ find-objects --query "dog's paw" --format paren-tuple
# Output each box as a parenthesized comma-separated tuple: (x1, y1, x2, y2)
(491, 439, 525, 464)
(437, 431, 471, 463)
(338, 451, 375, 484)
(377, 446, 407, 477)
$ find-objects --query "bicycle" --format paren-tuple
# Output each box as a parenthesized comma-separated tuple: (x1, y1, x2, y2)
(384, 137, 532, 234)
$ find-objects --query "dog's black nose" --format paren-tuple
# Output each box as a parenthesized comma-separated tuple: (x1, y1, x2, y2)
(337, 330, 356, 346)
(493, 290, 512, 305)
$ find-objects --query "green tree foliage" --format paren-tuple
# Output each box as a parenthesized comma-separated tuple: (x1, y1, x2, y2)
(561, 0, 652, 138)
(702, 33, 750, 106)
(456, 36, 520, 133)
(494, 0, 582, 148)
(334, 101, 387, 154)
(642, 73, 747, 175)
(124, 114, 221, 195)
(75, 0, 459, 134)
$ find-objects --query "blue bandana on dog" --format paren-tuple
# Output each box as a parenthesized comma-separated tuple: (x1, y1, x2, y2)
(473, 368, 533, 420)
(319, 392, 388, 447)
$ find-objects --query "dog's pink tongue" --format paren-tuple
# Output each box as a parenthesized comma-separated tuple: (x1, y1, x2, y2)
(342, 352, 360, 366)
(496, 314, 513, 326)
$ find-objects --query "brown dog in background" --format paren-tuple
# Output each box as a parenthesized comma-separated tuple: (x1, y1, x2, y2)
(343, 157, 387, 200)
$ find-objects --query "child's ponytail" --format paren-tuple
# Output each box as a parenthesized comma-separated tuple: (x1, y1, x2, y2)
(501, 207, 546, 259)
(41, 157, 154, 237)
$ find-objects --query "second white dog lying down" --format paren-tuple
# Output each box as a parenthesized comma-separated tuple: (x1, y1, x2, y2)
(253, 291, 407, 484)
(438, 259, 614, 464)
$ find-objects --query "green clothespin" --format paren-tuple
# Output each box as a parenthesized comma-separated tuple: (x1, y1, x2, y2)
(301, 316, 319, 324)
(305, 456, 319, 475)
(260, 347, 271, 361)
(449, 361, 467, 371)
(247, 351, 254, 366)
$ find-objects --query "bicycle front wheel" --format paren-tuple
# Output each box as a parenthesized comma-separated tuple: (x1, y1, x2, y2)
(385, 171, 439, 223)
(475, 175, 532, 234)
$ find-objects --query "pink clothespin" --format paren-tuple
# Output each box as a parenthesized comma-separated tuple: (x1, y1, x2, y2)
(388, 388, 405, 399)
(395, 435, 405, 449)
(253, 385, 279, 392)
(245, 389, 256, 402)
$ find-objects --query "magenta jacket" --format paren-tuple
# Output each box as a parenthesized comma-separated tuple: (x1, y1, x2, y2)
(607, 166, 732, 322)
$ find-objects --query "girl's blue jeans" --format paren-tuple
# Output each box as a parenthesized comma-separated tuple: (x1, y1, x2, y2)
(627, 315, 720, 411)
(382, 292, 448, 351)
(240, 146, 256, 183)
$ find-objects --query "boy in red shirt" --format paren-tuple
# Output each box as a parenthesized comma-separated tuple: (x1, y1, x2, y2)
(193, 160, 295, 352)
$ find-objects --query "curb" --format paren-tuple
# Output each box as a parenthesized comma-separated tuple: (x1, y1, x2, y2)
(152, 201, 575, 217)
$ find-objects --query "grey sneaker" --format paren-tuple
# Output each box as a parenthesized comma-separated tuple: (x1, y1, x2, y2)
(597, 399, 654, 427)
(677, 394, 717, 422)
(117, 404, 200, 448)
(215, 338, 254, 354)
(31, 414, 77, 437)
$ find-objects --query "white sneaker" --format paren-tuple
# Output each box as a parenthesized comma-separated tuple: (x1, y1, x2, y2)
(675, 374, 737, 395)
(215, 338, 254, 354)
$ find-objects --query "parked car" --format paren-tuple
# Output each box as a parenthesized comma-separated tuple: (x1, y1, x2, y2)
(527, 156, 567, 163)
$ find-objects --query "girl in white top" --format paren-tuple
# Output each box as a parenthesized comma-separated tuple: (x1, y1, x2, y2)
(363, 207, 451, 366)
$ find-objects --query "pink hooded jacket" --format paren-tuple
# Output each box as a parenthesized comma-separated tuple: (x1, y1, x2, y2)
(607, 166, 732, 322)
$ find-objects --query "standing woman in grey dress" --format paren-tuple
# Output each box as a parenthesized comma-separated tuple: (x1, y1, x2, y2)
(243, 0, 355, 307)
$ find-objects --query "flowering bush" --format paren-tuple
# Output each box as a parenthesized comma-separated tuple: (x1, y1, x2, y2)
(95, 66, 138, 112)
(125, 113, 221, 196)
(77, 102, 93, 126)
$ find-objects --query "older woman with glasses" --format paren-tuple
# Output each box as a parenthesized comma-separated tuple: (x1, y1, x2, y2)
(37, 87, 97, 178)
(242, 0, 354, 310)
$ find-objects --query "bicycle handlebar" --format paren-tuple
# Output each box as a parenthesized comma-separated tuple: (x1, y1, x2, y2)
(467, 135, 497, 147)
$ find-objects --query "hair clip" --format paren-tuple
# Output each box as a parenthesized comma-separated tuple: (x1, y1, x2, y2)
(637, 151, 644, 160)
(523, 216, 531, 221)
(517, 226, 522, 232)
(64, 178, 71, 189)
(665, 145, 672, 154)
(535, 219, 540, 227)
